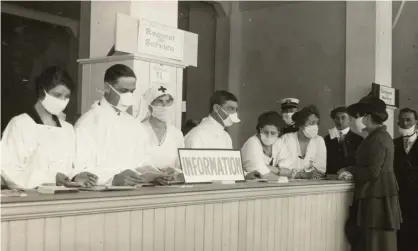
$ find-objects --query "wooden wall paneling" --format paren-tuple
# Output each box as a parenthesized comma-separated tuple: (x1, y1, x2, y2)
(130, 210, 143, 251)
(9, 220, 26, 251)
(26, 218, 44, 251)
(117, 211, 131, 251)
(245, 200, 255, 251)
(229, 201, 239, 251)
(212, 203, 223, 251)
(194, 204, 205, 251)
(75, 215, 92, 251)
(60, 216, 75, 251)
(184, 205, 195, 251)
(164, 207, 176, 251)
(174, 206, 186, 251)
(221, 202, 231, 251)
(44, 217, 60, 251)
(1, 222, 9, 251)
(154, 208, 166, 251)
(89, 214, 105, 251)
(142, 209, 155, 251)
(203, 203, 214, 251)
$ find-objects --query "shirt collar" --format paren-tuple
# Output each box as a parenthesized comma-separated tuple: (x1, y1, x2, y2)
(339, 127, 350, 135)
(206, 115, 225, 130)
(99, 97, 125, 116)
(405, 132, 417, 143)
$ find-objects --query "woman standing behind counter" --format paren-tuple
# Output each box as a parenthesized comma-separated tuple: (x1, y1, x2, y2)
(338, 96, 401, 251)
(281, 105, 326, 179)
(241, 111, 293, 180)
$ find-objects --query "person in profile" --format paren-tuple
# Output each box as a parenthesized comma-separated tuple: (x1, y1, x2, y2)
(324, 106, 363, 176)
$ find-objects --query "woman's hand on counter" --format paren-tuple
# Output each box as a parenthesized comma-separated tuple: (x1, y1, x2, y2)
(112, 169, 144, 186)
(73, 172, 98, 187)
(56, 173, 85, 188)
(245, 170, 262, 180)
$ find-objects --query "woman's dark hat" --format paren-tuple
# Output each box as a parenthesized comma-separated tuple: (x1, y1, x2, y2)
(347, 96, 388, 122)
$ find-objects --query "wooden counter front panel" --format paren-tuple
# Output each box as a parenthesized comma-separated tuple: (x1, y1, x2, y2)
(1, 191, 351, 251)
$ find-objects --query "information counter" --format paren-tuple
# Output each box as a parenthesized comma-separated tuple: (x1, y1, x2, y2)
(1, 180, 353, 251)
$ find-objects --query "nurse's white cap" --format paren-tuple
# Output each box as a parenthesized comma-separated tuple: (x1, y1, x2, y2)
(278, 98, 300, 109)
(143, 84, 174, 105)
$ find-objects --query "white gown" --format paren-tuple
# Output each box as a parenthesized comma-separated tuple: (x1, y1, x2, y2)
(281, 132, 327, 173)
(1, 112, 76, 189)
(185, 115, 233, 149)
(141, 119, 184, 170)
(241, 135, 293, 175)
(74, 97, 153, 185)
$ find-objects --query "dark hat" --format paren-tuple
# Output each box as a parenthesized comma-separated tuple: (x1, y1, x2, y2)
(330, 106, 348, 119)
(347, 96, 388, 122)
(278, 98, 299, 110)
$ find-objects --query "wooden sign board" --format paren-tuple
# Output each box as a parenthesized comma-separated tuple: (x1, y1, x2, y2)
(178, 149, 245, 183)
(371, 83, 399, 107)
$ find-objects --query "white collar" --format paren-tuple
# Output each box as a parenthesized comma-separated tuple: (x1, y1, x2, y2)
(99, 97, 128, 115)
(329, 127, 350, 139)
(205, 115, 225, 130)
(405, 132, 417, 143)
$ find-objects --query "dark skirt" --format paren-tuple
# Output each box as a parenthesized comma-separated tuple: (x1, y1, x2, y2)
(398, 194, 418, 251)
(345, 196, 401, 251)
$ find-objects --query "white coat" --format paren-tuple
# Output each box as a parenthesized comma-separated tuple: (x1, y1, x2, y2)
(185, 115, 233, 149)
(241, 135, 293, 175)
(281, 132, 327, 173)
(74, 97, 152, 185)
(141, 119, 184, 170)
(1, 111, 76, 189)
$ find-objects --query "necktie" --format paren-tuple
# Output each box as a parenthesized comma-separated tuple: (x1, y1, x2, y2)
(340, 132, 348, 157)
(404, 138, 412, 154)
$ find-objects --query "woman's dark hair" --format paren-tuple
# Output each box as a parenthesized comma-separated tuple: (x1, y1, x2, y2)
(292, 105, 320, 128)
(209, 90, 238, 112)
(256, 111, 282, 133)
(104, 64, 136, 85)
(35, 66, 75, 99)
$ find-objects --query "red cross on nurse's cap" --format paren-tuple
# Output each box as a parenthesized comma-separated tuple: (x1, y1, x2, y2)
(143, 84, 173, 105)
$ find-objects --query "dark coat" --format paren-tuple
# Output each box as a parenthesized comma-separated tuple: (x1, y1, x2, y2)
(280, 124, 298, 136)
(346, 126, 401, 230)
(394, 136, 418, 251)
(324, 130, 363, 175)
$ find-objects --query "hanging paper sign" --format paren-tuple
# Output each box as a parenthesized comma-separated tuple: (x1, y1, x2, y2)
(150, 63, 171, 84)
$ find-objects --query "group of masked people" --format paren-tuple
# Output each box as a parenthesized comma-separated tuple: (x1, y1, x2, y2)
(1, 64, 417, 251)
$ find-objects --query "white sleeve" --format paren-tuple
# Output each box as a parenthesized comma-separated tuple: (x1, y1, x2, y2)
(135, 126, 155, 170)
(241, 137, 270, 175)
(314, 137, 327, 173)
(274, 138, 293, 170)
(174, 130, 185, 170)
(1, 118, 33, 188)
(185, 132, 202, 149)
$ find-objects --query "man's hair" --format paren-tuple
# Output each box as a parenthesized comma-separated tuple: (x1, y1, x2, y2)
(330, 106, 348, 119)
(399, 107, 418, 120)
(35, 66, 75, 99)
(104, 64, 136, 85)
(209, 90, 238, 112)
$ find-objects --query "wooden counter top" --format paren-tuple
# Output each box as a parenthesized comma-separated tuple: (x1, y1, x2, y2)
(1, 180, 353, 221)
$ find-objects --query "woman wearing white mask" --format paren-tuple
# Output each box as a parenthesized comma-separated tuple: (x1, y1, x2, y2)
(1, 66, 97, 189)
(141, 84, 184, 175)
(338, 96, 401, 251)
(281, 105, 326, 179)
(241, 111, 293, 180)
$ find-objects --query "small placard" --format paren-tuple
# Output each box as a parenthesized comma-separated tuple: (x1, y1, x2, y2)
(371, 83, 399, 107)
(138, 19, 184, 60)
(150, 63, 171, 84)
(178, 149, 245, 183)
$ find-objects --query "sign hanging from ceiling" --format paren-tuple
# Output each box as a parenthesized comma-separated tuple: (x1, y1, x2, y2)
(371, 83, 399, 107)
(137, 19, 184, 61)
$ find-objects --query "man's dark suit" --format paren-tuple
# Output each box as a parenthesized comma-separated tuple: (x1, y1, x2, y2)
(324, 130, 363, 175)
(394, 135, 418, 251)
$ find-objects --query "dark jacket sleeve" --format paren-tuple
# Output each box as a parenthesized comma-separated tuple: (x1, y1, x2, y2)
(347, 136, 386, 182)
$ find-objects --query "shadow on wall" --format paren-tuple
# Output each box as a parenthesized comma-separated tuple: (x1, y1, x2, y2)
(235, 1, 346, 147)
(1, 13, 78, 132)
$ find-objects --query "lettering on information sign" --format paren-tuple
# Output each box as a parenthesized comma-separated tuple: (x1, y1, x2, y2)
(178, 149, 245, 183)
(150, 63, 171, 84)
(138, 19, 184, 60)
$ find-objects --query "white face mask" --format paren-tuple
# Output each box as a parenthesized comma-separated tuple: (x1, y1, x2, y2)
(151, 105, 172, 122)
(41, 90, 69, 116)
(303, 125, 319, 138)
(355, 116, 367, 132)
(398, 125, 417, 137)
(216, 105, 240, 127)
(260, 134, 278, 146)
(109, 84, 134, 112)
(282, 112, 295, 125)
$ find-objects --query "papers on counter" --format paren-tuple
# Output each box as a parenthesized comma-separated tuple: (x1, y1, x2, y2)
(80, 185, 137, 192)
(37, 185, 79, 194)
